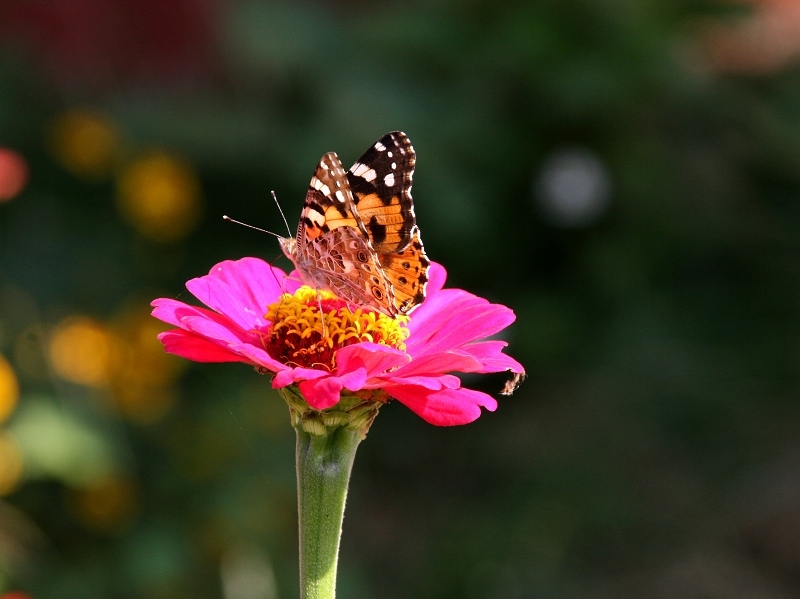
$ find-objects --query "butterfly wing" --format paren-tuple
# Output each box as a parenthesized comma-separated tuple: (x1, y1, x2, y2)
(292, 151, 399, 315)
(347, 131, 417, 254)
(310, 227, 399, 312)
(285, 133, 430, 317)
(348, 131, 430, 314)
(378, 226, 429, 314)
(297, 151, 368, 244)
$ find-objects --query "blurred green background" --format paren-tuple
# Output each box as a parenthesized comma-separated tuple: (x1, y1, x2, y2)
(1, 0, 799, 597)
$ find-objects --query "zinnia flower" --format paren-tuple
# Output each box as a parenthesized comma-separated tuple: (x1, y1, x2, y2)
(151, 257, 524, 426)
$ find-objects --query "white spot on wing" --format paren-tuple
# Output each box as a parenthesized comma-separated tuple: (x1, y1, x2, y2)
(351, 162, 377, 182)
(307, 210, 325, 226)
(391, 162, 396, 169)
(335, 190, 346, 203)
(384, 173, 395, 187)
(374, 141, 386, 151)
(387, 151, 393, 158)
(312, 177, 331, 196)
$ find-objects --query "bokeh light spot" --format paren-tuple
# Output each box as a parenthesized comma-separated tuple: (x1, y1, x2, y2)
(534, 147, 612, 228)
(0, 432, 24, 495)
(116, 152, 202, 242)
(49, 109, 120, 179)
(49, 317, 112, 387)
(107, 307, 186, 422)
(67, 475, 138, 533)
(0, 148, 29, 201)
(0, 355, 20, 424)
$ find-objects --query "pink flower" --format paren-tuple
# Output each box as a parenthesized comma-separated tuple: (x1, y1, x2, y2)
(151, 257, 524, 426)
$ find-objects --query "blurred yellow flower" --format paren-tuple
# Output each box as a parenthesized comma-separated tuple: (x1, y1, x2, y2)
(67, 475, 138, 533)
(107, 307, 185, 422)
(49, 317, 112, 387)
(49, 109, 120, 179)
(47, 308, 184, 422)
(0, 432, 23, 495)
(0, 355, 20, 424)
(116, 152, 202, 242)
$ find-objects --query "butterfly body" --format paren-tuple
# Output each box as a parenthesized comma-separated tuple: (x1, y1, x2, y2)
(280, 132, 429, 317)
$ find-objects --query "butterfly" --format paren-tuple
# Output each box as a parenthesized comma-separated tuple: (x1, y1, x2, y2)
(279, 131, 430, 317)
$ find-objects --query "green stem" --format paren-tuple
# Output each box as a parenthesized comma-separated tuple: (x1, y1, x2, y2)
(296, 424, 362, 599)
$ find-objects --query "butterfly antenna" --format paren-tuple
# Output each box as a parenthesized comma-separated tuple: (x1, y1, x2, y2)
(271, 190, 293, 236)
(221, 215, 292, 301)
(222, 215, 282, 239)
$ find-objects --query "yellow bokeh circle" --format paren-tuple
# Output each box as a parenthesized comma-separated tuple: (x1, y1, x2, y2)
(107, 308, 185, 422)
(0, 355, 19, 424)
(116, 152, 202, 242)
(49, 317, 113, 387)
(49, 109, 120, 179)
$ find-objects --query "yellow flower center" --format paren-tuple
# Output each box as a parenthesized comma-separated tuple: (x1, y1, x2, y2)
(263, 286, 409, 371)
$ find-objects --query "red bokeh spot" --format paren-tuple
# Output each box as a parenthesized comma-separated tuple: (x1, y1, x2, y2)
(0, 148, 29, 201)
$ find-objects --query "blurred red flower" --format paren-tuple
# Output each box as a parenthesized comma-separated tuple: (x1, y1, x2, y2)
(0, 0, 222, 89)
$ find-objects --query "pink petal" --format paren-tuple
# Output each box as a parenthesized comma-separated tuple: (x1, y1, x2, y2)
(288, 344, 411, 410)
(153, 294, 288, 372)
(180, 314, 253, 345)
(425, 262, 448, 297)
(388, 385, 498, 426)
(273, 367, 330, 388)
(227, 341, 287, 372)
(461, 340, 507, 359)
(382, 373, 462, 390)
(278, 367, 369, 404)
(157, 330, 247, 363)
(299, 377, 345, 410)
(210, 257, 289, 305)
(462, 340, 526, 374)
(182, 280, 260, 331)
(390, 350, 482, 378)
(402, 262, 447, 324)
(151, 298, 254, 340)
(151, 298, 196, 328)
(408, 297, 517, 357)
(405, 289, 468, 339)
(335, 343, 410, 378)
(186, 258, 287, 330)
(406, 288, 487, 340)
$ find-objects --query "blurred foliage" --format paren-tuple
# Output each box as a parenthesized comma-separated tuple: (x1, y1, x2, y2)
(1, 0, 800, 597)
